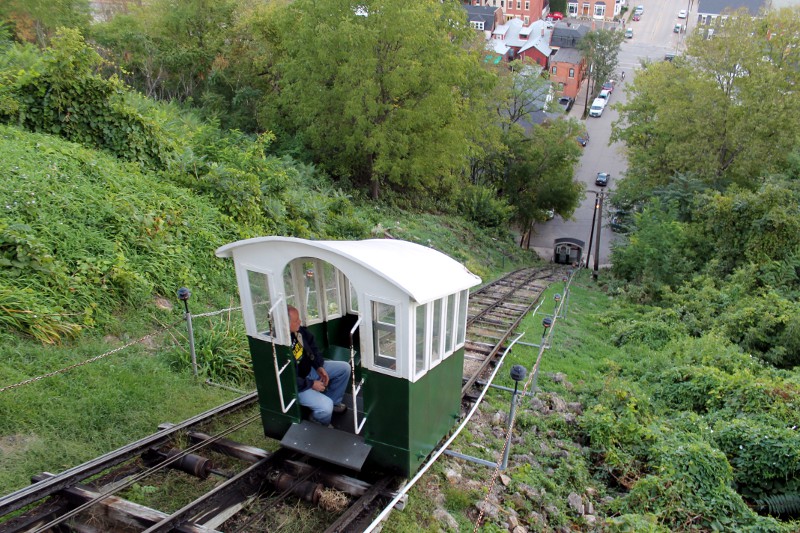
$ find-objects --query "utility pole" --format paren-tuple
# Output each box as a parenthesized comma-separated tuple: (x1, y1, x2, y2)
(592, 192, 604, 280)
(585, 192, 599, 269)
(582, 63, 593, 118)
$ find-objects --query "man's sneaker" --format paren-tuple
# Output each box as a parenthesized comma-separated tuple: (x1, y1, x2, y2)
(333, 403, 347, 414)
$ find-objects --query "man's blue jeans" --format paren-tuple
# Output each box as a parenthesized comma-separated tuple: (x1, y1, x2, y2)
(298, 360, 351, 425)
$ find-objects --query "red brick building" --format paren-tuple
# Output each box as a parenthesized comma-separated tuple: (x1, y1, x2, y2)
(468, 0, 551, 25)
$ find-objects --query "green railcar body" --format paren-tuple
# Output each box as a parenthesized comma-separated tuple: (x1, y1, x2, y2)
(248, 316, 463, 476)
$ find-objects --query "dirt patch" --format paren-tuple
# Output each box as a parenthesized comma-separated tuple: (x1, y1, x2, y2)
(0, 433, 42, 457)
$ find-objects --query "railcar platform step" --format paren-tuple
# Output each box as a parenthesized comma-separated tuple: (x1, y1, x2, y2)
(281, 422, 372, 471)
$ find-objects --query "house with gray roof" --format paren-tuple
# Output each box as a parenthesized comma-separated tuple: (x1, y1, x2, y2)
(548, 22, 590, 98)
(697, 0, 766, 27)
(464, 5, 504, 38)
(549, 21, 590, 48)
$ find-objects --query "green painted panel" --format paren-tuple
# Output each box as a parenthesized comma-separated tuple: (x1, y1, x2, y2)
(248, 336, 300, 439)
(361, 348, 464, 476)
(248, 329, 464, 477)
(408, 349, 464, 472)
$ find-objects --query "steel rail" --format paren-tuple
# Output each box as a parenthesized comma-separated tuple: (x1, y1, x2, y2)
(0, 391, 258, 517)
(461, 268, 551, 395)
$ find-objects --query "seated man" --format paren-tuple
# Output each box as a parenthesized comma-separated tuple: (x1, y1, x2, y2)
(288, 305, 350, 426)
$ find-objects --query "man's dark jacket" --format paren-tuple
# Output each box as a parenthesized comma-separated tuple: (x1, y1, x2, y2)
(292, 326, 324, 393)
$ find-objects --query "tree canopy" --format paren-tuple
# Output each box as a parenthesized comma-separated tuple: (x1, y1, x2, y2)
(612, 8, 800, 204)
(266, 0, 495, 200)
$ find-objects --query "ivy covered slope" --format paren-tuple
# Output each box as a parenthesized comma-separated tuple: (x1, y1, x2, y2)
(0, 29, 369, 343)
(0, 124, 232, 341)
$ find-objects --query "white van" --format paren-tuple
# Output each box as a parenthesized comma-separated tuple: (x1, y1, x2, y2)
(589, 97, 606, 117)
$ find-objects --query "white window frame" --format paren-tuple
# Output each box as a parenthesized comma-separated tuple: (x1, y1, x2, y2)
(456, 290, 469, 347)
(238, 263, 286, 344)
(594, 3, 606, 18)
(364, 295, 404, 377)
(413, 302, 430, 379)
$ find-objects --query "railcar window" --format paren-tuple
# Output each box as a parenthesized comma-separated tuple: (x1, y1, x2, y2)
(247, 270, 273, 336)
(302, 260, 321, 322)
(457, 290, 468, 345)
(372, 301, 397, 370)
(282, 264, 296, 311)
(323, 262, 342, 318)
(348, 281, 359, 313)
(415, 303, 428, 375)
(431, 299, 443, 365)
(446, 293, 456, 354)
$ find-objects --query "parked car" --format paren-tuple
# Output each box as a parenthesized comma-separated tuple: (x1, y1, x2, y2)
(634, 5, 644, 15)
(602, 80, 615, 93)
(598, 88, 612, 101)
(549, 11, 564, 20)
(589, 98, 606, 117)
(633, 13, 641, 21)
(576, 132, 590, 147)
(674, 23, 682, 33)
(678, 9, 687, 18)
(558, 96, 575, 113)
(625, 27, 634, 38)
(664, 52, 676, 61)
(595, 172, 610, 186)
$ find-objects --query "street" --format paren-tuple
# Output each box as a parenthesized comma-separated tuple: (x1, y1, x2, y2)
(528, 0, 695, 267)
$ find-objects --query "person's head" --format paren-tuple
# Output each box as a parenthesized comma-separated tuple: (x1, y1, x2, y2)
(287, 305, 301, 333)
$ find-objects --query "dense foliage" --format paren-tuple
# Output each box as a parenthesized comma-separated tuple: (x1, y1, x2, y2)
(609, 8, 800, 369)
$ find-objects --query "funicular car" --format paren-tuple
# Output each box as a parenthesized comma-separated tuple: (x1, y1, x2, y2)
(216, 237, 481, 475)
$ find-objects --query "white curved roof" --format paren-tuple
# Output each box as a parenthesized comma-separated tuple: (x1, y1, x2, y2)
(216, 237, 481, 303)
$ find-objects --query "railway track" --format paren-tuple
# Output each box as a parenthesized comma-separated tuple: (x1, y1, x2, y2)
(462, 266, 556, 395)
(0, 267, 558, 533)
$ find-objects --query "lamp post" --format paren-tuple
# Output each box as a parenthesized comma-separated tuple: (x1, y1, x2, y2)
(178, 287, 198, 378)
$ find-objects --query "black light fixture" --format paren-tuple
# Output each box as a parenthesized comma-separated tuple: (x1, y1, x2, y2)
(177, 287, 191, 313)
(510, 364, 527, 384)
(542, 316, 553, 337)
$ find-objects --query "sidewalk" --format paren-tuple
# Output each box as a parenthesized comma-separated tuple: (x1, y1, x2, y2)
(569, 77, 592, 120)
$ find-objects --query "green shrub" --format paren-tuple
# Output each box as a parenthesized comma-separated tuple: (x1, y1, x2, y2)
(457, 184, 514, 229)
(579, 379, 656, 487)
(618, 437, 765, 531)
(653, 365, 729, 413)
(608, 307, 686, 350)
(712, 418, 800, 500)
(164, 314, 253, 386)
(4, 29, 174, 169)
(0, 124, 231, 335)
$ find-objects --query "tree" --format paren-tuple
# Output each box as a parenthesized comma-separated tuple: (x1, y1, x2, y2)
(612, 8, 800, 204)
(91, 0, 238, 102)
(500, 120, 584, 248)
(0, 0, 90, 46)
(267, 0, 495, 200)
(578, 28, 624, 105)
(493, 59, 553, 131)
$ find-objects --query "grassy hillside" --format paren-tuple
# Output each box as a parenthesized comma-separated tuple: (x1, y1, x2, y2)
(0, 124, 536, 500)
(386, 270, 800, 532)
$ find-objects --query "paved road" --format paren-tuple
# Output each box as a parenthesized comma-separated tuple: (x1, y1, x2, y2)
(528, 1, 695, 266)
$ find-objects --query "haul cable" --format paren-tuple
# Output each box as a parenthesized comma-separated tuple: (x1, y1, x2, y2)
(30, 412, 261, 532)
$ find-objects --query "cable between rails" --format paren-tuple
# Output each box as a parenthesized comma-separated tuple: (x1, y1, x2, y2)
(31, 411, 262, 533)
(470, 268, 576, 532)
